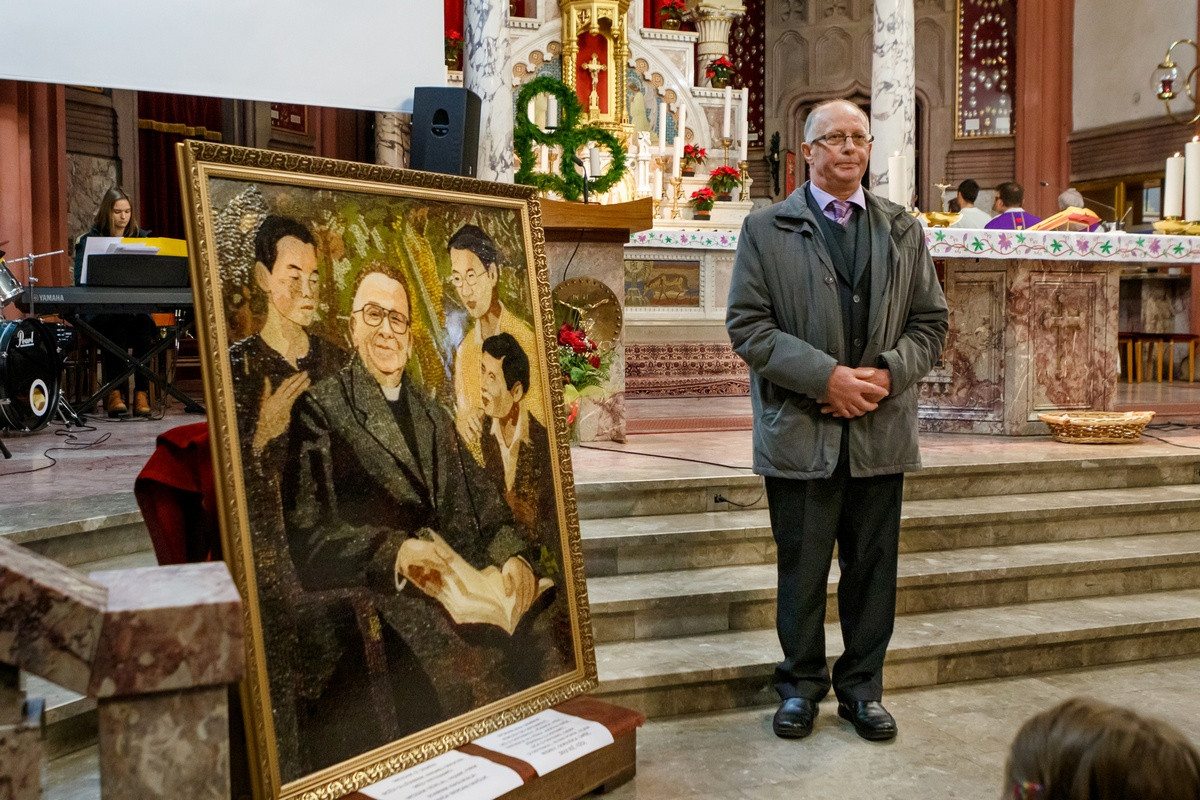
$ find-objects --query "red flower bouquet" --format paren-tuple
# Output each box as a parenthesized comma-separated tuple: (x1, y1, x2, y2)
(708, 164, 742, 195)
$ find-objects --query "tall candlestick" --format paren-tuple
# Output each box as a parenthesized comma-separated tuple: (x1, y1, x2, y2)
(1186, 136, 1200, 221)
(739, 92, 749, 162)
(888, 152, 906, 206)
(547, 96, 558, 129)
(722, 84, 732, 139)
(657, 101, 667, 151)
(1166, 152, 1185, 219)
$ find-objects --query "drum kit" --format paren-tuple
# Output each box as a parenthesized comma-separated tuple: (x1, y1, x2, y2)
(0, 249, 77, 460)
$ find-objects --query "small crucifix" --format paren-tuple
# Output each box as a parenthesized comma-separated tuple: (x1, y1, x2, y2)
(935, 179, 954, 213)
(582, 53, 606, 116)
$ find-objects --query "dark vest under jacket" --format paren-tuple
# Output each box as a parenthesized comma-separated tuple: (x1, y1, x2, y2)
(806, 185, 872, 367)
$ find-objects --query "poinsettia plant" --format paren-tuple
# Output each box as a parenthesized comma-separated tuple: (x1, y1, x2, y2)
(682, 143, 707, 171)
(705, 56, 736, 84)
(708, 164, 741, 194)
(445, 30, 464, 63)
(690, 187, 716, 212)
(557, 322, 612, 423)
(659, 0, 688, 22)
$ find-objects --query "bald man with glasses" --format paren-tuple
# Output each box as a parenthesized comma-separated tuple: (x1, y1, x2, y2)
(727, 99, 947, 743)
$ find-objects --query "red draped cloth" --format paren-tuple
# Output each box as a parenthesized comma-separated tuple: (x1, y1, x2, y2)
(134, 422, 221, 565)
(136, 92, 223, 239)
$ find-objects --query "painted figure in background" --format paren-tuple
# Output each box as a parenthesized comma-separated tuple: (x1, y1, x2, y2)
(449, 224, 544, 452)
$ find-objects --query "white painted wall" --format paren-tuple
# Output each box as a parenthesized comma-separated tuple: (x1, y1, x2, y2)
(1073, 0, 1196, 130)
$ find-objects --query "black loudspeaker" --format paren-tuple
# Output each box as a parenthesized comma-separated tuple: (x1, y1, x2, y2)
(410, 87, 481, 177)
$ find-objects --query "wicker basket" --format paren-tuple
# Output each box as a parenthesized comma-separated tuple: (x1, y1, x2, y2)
(1037, 411, 1155, 444)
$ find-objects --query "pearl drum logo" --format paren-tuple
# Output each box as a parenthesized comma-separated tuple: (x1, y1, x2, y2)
(15, 329, 34, 348)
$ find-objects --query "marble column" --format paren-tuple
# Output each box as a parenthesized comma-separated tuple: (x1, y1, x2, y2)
(868, 0, 916, 204)
(375, 112, 411, 169)
(694, 1, 746, 86)
(464, 0, 514, 182)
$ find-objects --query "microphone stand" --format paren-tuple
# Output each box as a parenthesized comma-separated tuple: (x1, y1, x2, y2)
(572, 155, 591, 205)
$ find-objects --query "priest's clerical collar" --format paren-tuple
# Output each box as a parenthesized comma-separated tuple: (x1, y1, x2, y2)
(809, 182, 866, 213)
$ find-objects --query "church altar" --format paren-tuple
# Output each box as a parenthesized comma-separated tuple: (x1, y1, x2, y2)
(622, 225, 1200, 435)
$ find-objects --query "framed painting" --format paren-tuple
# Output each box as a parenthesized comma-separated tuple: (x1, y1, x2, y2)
(176, 142, 596, 800)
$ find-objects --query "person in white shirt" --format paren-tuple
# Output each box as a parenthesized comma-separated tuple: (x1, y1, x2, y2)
(951, 178, 993, 229)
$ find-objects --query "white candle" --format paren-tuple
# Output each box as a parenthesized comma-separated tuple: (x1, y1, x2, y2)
(1166, 152, 1185, 219)
(722, 84, 732, 139)
(673, 123, 684, 178)
(653, 168, 663, 211)
(739, 91, 749, 162)
(527, 100, 537, 128)
(547, 96, 558, 129)
(539, 144, 549, 173)
(1185, 136, 1200, 220)
(657, 101, 667, 151)
(589, 146, 601, 176)
(888, 152, 906, 205)
(676, 103, 687, 156)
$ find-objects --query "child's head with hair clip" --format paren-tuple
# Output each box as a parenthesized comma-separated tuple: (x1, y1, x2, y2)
(1005, 697, 1200, 800)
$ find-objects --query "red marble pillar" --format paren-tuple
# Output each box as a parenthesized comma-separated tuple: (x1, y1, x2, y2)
(0, 81, 68, 295)
(1014, 0, 1073, 220)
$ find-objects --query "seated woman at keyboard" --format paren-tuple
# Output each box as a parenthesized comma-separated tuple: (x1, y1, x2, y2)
(73, 186, 158, 417)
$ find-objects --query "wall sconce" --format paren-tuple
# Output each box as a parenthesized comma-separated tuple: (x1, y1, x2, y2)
(1154, 39, 1200, 124)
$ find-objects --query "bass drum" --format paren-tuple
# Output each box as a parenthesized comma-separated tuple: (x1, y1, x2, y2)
(0, 318, 61, 432)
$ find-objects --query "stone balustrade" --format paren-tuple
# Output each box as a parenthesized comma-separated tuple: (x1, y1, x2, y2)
(0, 537, 243, 799)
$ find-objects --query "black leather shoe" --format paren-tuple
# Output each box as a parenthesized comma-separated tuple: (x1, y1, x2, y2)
(837, 700, 897, 741)
(772, 697, 818, 739)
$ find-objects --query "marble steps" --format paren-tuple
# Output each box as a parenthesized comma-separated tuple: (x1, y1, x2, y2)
(574, 451, 1200, 519)
(592, 587, 1200, 717)
(0, 493, 152, 568)
(587, 530, 1200, 643)
(581, 484, 1200, 576)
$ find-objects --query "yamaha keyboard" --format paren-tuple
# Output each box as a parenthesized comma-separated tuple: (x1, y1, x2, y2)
(15, 286, 194, 315)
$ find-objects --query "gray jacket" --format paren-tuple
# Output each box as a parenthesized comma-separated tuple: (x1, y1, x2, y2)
(726, 184, 948, 479)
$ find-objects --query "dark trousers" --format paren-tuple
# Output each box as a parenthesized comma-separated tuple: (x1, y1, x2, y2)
(87, 313, 159, 393)
(765, 445, 903, 704)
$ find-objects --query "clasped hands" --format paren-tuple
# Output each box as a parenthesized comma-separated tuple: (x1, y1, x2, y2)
(819, 365, 890, 418)
(395, 530, 552, 635)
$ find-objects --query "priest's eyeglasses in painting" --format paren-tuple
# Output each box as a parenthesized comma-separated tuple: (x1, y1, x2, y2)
(810, 132, 875, 148)
(354, 303, 410, 333)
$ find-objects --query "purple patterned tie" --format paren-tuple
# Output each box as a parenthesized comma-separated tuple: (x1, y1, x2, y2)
(827, 199, 853, 226)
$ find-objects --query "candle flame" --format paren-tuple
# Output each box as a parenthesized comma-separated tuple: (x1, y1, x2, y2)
(1194, 136, 1199, 142)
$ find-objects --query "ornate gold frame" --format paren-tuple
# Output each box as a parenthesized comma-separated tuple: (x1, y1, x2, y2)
(176, 142, 597, 800)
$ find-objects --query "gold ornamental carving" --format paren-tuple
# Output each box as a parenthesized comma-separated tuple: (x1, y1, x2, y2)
(559, 0, 633, 135)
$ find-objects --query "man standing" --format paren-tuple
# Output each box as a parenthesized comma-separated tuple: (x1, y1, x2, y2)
(950, 179, 993, 229)
(282, 266, 547, 769)
(726, 100, 947, 742)
(985, 181, 1042, 230)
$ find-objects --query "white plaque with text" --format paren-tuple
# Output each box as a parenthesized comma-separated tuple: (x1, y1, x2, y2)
(472, 710, 614, 776)
(357, 750, 523, 800)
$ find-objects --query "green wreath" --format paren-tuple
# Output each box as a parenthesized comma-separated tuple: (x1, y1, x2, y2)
(514, 76, 627, 202)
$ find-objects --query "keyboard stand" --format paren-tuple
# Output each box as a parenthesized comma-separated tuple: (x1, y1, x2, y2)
(69, 313, 205, 415)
